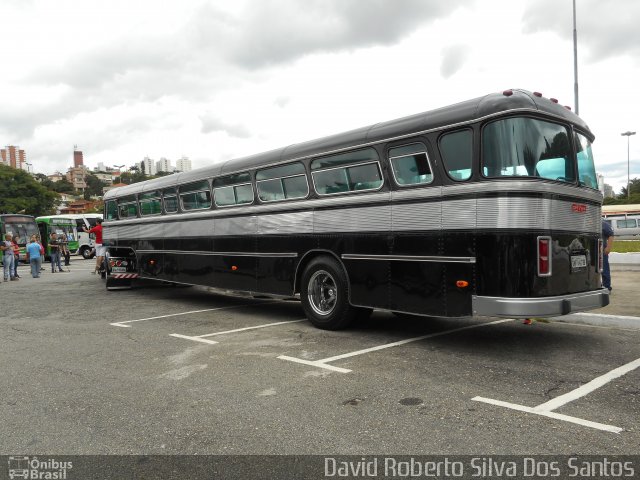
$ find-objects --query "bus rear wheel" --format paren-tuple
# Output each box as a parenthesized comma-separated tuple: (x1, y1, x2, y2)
(300, 256, 359, 330)
(80, 247, 94, 260)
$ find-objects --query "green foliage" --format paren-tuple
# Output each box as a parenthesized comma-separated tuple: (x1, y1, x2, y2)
(51, 178, 75, 193)
(612, 240, 640, 253)
(0, 164, 58, 216)
(84, 173, 107, 199)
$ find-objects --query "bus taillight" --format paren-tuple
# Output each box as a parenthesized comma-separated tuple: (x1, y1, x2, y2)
(537, 236, 552, 277)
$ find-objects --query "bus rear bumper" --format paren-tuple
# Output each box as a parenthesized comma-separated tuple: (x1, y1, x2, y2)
(472, 289, 610, 318)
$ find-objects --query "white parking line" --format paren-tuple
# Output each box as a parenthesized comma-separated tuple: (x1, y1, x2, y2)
(472, 356, 640, 434)
(170, 319, 307, 344)
(110, 302, 278, 327)
(278, 318, 514, 373)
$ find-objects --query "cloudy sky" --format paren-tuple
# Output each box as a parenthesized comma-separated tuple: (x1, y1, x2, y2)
(1, 0, 638, 193)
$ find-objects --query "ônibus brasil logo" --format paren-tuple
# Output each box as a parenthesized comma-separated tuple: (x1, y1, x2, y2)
(8, 456, 73, 480)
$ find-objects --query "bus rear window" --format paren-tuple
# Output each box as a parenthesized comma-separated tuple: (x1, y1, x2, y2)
(482, 117, 575, 184)
(105, 201, 118, 220)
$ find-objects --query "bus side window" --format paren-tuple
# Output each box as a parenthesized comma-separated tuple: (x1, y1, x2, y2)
(256, 163, 309, 202)
(162, 188, 178, 213)
(388, 143, 433, 186)
(180, 181, 212, 211)
(439, 129, 473, 181)
(139, 190, 163, 216)
(117, 195, 138, 219)
(311, 148, 383, 195)
(213, 172, 254, 207)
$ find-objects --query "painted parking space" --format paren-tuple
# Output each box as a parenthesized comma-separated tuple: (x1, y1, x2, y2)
(98, 284, 640, 439)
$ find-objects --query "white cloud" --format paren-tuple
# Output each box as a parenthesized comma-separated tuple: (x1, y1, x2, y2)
(0, 0, 638, 194)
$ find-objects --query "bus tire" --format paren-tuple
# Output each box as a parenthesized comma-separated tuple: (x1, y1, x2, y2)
(300, 256, 357, 330)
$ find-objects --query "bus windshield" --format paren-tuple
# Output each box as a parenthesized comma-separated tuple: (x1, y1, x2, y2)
(482, 117, 576, 184)
(0, 215, 39, 244)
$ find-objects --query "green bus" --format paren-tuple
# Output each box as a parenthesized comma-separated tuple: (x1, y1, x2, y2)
(35, 216, 79, 257)
(0, 214, 39, 259)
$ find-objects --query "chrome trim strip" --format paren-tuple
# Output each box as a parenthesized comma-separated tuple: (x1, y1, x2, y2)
(472, 289, 610, 317)
(342, 254, 476, 263)
(135, 249, 298, 258)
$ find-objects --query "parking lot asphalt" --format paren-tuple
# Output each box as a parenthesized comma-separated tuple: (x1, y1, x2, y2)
(1, 259, 639, 455)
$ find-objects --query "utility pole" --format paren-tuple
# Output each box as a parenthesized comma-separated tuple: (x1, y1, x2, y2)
(573, 0, 579, 115)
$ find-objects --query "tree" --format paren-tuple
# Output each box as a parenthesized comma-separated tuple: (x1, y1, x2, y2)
(0, 164, 58, 216)
(51, 178, 75, 194)
(84, 173, 107, 199)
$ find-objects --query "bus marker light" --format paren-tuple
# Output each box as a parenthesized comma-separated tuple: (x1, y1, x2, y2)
(231, 265, 238, 271)
(149, 259, 156, 265)
(550, 98, 558, 103)
(503, 89, 513, 96)
(456, 280, 469, 288)
(523, 318, 533, 325)
(533, 92, 543, 97)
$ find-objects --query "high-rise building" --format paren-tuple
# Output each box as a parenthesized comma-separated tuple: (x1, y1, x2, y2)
(73, 148, 84, 167)
(175, 156, 192, 172)
(1, 145, 26, 169)
(138, 156, 157, 176)
(156, 157, 173, 173)
(67, 165, 88, 190)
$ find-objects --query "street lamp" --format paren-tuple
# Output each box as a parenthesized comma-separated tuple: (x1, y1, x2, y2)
(25, 162, 32, 174)
(621, 131, 636, 200)
(113, 164, 125, 171)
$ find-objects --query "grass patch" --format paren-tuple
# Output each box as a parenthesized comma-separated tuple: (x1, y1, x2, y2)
(612, 240, 640, 253)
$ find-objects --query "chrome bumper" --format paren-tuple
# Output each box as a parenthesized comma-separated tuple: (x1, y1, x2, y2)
(472, 289, 610, 318)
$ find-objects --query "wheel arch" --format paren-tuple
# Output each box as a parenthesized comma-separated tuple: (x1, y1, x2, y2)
(294, 249, 351, 300)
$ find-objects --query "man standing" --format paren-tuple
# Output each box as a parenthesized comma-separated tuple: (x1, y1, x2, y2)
(83, 218, 104, 274)
(49, 232, 63, 273)
(1, 233, 18, 281)
(26, 235, 43, 278)
(602, 220, 614, 292)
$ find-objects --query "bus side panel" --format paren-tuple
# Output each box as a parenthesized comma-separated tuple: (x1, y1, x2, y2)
(256, 235, 310, 296)
(443, 232, 475, 317)
(177, 236, 214, 285)
(342, 234, 393, 310)
(212, 236, 257, 292)
(388, 233, 445, 316)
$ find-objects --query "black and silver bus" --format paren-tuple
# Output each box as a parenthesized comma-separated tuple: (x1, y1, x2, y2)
(102, 89, 609, 329)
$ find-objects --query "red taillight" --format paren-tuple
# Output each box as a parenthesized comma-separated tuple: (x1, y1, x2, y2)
(503, 89, 513, 96)
(550, 98, 558, 103)
(533, 91, 543, 97)
(537, 236, 552, 277)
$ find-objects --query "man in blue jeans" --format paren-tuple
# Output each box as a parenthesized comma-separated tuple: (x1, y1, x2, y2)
(602, 220, 614, 292)
(1, 233, 18, 281)
(49, 232, 63, 273)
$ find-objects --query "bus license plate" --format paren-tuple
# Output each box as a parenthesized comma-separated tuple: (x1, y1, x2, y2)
(571, 255, 587, 270)
(111, 267, 126, 273)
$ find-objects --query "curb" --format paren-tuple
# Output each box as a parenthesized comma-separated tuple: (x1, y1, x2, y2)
(552, 312, 640, 329)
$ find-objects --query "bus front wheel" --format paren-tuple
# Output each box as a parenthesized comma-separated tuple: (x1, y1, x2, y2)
(80, 247, 94, 260)
(300, 256, 358, 330)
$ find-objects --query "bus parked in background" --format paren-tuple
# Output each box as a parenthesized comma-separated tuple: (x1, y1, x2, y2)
(602, 204, 640, 238)
(102, 89, 609, 329)
(35, 216, 78, 257)
(36, 214, 103, 258)
(0, 214, 39, 260)
(63, 213, 103, 258)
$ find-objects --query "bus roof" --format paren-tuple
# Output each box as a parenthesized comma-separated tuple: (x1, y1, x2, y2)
(602, 204, 640, 215)
(104, 89, 593, 201)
